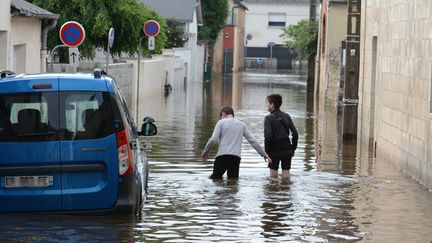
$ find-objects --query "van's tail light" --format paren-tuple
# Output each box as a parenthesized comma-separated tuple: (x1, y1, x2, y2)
(117, 129, 132, 176)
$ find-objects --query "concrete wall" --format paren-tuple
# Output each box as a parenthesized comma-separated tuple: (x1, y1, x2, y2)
(0, 0, 11, 70)
(233, 6, 246, 72)
(245, 3, 309, 48)
(212, 31, 224, 75)
(10, 17, 42, 73)
(358, 0, 432, 188)
(317, 2, 348, 110)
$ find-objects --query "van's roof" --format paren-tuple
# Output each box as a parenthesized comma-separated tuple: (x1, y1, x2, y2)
(1, 72, 111, 81)
(0, 72, 116, 93)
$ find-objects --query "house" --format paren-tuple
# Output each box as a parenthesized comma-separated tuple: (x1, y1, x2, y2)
(357, 0, 432, 188)
(212, 0, 248, 74)
(243, 0, 310, 69)
(141, 0, 204, 82)
(0, 0, 59, 74)
(315, 0, 348, 110)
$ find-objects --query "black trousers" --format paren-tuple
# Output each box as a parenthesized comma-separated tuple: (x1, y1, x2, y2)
(210, 155, 241, 179)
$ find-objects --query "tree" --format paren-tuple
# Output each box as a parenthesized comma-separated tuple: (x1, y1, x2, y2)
(29, 0, 167, 58)
(198, 0, 229, 44)
(280, 19, 318, 60)
(164, 19, 186, 48)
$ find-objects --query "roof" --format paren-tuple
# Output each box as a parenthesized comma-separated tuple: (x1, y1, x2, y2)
(234, 0, 249, 10)
(244, 0, 309, 4)
(11, 0, 59, 20)
(141, 0, 196, 23)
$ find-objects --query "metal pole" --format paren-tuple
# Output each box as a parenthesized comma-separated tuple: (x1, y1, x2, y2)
(270, 45, 273, 60)
(50, 44, 68, 72)
(106, 42, 110, 73)
(136, 36, 145, 122)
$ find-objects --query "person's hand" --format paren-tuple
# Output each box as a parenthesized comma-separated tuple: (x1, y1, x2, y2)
(266, 156, 272, 164)
(201, 155, 208, 161)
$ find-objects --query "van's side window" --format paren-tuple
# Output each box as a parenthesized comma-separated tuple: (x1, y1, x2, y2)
(60, 92, 115, 140)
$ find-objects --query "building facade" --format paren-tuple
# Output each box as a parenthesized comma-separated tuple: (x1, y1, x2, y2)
(243, 0, 310, 69)
(315, 0, 348, 110)
(141, 0, 204, 82)
(212, 0, 248, 74)
(0, 0, 58, 74)
(358, 0, 432, 188)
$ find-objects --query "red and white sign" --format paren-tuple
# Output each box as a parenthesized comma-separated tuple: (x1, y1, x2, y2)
(59, 21, 86, 47)
(143, 20, 160, 37)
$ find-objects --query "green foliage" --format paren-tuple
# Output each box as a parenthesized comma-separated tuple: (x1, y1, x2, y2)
(280, 19, 318, 60)
(29, 0, 167, 59)
(164, 19, 186, 48)
(198, 0, 229, 44)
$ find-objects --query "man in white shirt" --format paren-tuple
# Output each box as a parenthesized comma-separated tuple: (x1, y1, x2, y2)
(201, 106, 271, 179)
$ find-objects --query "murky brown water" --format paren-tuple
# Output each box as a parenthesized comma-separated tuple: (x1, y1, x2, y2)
(1, 70, 432, 242)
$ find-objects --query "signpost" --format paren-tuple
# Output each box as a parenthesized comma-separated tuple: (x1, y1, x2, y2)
(143, 20, 160, 37)
(50, 21, 86, 72)
(143, 20, 160, 51)
(136, 20, 160, 121)
(106, 27, 115, 73)
(59, 21, 85, 47)
(68, 47, 79, 68)
(268, 42, 275, 60)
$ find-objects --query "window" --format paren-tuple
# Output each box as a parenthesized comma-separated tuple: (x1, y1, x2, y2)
(60, 92, 115, 140)
(0, 92, 59, 142)
(268, 13, 286, 27)
(0, 91, 117, 142)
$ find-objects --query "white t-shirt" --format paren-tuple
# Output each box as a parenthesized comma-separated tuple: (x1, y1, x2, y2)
(202, 117, 267, 158)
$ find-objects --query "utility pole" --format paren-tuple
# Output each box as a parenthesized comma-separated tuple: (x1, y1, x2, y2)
(307, 0, 319, 112)
(342, 0, 361, 141)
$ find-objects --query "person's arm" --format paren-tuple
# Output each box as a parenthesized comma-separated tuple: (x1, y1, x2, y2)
(201, 121, 222, 160)
(243, 125, 271, 163)
(288, 116, 298, 151)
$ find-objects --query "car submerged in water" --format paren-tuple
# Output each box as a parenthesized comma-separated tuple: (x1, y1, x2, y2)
(0, 69, 156, 215)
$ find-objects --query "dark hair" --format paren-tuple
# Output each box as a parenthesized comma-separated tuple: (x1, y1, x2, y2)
(220, 106, 234, 116)
(267, 94, 282, 109)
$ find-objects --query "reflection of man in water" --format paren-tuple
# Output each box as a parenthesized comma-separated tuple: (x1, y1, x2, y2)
(261, 180, 292, 238)
(201, 106, 271, 179)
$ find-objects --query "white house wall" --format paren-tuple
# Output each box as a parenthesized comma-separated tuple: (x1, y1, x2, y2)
(0, 0, 11, 70)
(245, 3, 309, 47)
(10, 17, 42, 73)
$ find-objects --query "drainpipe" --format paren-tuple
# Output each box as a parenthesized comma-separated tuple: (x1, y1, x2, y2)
(41, 19, 58, 73)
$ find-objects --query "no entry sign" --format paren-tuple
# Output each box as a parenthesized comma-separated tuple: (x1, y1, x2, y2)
(59, 21, 86, 47)
(143, 20, 160, 37)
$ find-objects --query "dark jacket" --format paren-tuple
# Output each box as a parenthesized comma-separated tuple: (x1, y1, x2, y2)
(264, 109, 298, 157)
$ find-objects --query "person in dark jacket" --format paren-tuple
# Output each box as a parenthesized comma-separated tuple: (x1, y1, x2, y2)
(264, 94, 298, 178)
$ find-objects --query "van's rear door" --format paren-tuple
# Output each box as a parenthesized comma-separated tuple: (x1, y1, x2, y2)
(0, 77, 61, 213)
(58, 77, 118, 211)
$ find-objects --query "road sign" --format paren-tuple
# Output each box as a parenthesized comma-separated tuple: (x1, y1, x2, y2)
(143, 20, 160, 37)
(148, 37, 155, 50)
(60, 21, 85, 47)
(257, 58, 264, 65)
(68, 47, 79, 67)
(108, 27, 115, 48)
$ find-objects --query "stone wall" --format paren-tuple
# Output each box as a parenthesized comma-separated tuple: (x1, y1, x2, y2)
(358, 0, 432, 188)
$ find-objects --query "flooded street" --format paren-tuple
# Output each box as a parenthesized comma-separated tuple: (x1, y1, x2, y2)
(1, 70, 432, 242)
(136, 70, 432, 242)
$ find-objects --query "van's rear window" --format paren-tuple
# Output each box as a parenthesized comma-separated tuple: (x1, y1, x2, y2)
(0, 92, 115, 142)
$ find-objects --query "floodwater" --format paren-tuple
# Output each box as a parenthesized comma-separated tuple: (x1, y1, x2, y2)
(1, 70, 432, 242)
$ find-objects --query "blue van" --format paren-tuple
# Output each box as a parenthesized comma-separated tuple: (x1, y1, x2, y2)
(0, 69, 156, 214)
